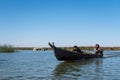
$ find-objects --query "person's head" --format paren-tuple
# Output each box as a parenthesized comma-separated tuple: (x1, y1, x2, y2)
(95, 44, 100, 49)
(74, 45, 78, 49)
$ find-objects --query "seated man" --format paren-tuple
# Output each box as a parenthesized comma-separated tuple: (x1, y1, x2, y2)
(94, 44, 103, 55)
(73, 45, 83, 53)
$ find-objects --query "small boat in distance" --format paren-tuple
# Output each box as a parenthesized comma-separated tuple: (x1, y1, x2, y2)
(48, 42, 103, 61)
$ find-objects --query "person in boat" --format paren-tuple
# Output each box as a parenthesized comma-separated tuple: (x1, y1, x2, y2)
(73, 45, 83, 53)
(94, 44, 103, 55)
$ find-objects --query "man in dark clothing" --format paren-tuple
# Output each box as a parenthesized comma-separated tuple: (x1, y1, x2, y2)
(73, 45, 82, 53)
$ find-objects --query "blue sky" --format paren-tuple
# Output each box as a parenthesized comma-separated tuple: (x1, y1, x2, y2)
(0, 0, 120, 47)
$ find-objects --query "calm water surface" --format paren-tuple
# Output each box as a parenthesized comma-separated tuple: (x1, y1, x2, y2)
(0, 50, 120, 80)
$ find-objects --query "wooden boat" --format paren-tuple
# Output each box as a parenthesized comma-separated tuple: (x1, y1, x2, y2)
(48, 43, 103, 61)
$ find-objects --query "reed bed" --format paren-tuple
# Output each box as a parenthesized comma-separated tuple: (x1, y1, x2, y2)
(0, 45, 15, 52)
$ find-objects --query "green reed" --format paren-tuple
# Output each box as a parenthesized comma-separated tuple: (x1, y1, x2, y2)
(0, 44, 15, 52)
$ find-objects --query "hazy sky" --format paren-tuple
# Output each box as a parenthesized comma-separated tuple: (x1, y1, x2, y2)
(0, 0, 120, 47)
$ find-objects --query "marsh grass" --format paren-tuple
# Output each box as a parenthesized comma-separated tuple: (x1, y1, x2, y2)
(0, 44, 15, 53)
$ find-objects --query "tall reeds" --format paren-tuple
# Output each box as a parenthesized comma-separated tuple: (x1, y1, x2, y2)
(0, 44, 15, 52)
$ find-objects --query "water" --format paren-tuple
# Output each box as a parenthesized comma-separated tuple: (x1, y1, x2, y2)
(0, 50, 120, 80)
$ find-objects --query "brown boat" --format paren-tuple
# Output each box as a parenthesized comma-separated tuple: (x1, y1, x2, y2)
(48, 43, 103, 61)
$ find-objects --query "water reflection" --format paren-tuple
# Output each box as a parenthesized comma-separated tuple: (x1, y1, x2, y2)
(52, 59, 103, 80)
(0, 51, 120, 80)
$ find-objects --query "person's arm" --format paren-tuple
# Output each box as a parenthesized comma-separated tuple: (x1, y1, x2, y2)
(73, 48, 75, 51)
(99, 48, 103, 54)
(94, 48, 99, 54)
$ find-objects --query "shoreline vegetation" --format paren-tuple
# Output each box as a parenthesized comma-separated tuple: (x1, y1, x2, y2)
(0, 45, 15, 53)
(15, 46, 120, 51)
(1, 44, 120, 53)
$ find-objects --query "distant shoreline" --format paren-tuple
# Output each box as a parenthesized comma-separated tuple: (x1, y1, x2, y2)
(15, 46, 120, 51)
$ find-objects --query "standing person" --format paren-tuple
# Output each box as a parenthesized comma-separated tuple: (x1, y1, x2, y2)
(94, 44, 103, 55)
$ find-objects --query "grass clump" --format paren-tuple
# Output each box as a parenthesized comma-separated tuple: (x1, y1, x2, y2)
(0, 44, 15, 53)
